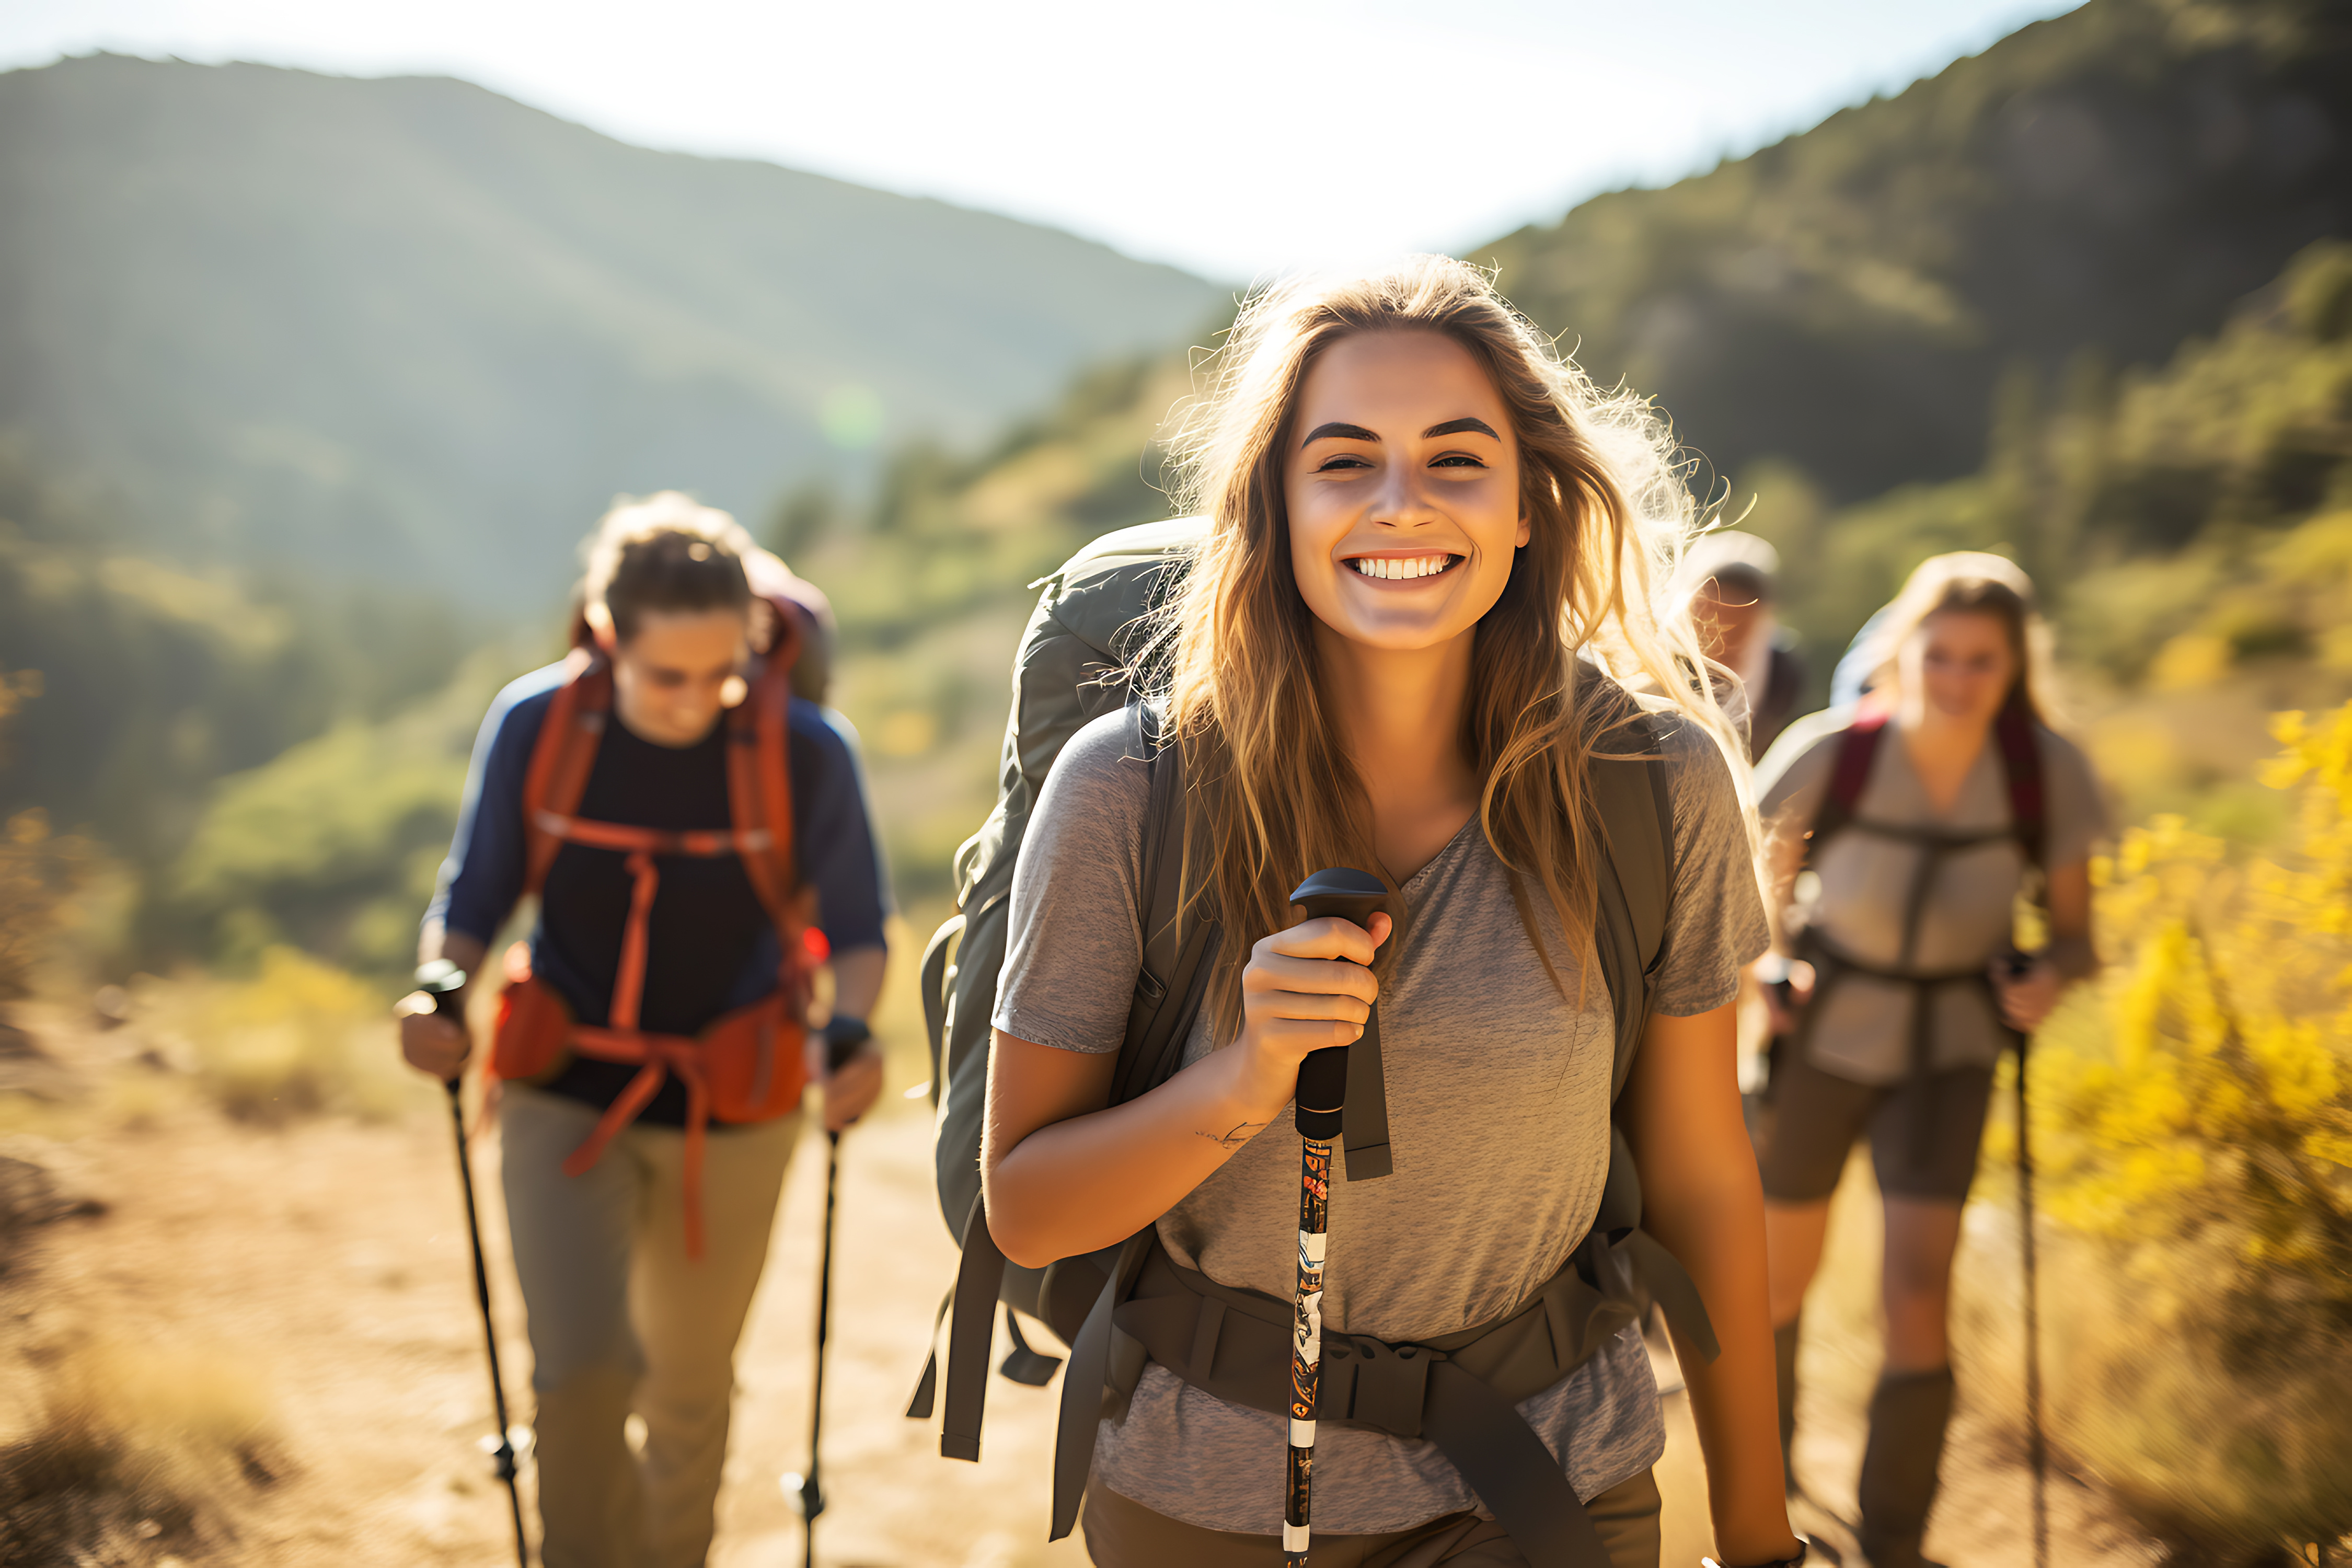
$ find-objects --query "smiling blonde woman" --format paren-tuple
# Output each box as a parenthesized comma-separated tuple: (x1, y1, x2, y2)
(980, 259, 1806, 1568)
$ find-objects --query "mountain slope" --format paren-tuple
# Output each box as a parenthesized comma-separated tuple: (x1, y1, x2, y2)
(1476, 0, 2352, 503)
(0, 54, 1221, 605)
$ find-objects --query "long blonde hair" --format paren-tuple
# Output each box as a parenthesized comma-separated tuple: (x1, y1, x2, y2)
(1156, 257, 1744, 1022)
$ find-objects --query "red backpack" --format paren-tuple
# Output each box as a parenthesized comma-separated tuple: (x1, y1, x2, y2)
(489, 596, 813, 1258)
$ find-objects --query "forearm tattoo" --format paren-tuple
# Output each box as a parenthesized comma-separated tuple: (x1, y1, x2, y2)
(1195, 1120, 1267, 1152)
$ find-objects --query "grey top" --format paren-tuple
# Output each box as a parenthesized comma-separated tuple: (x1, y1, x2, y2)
(996, 709, 1769, 1535)
(1755, 706, 2109, 1085)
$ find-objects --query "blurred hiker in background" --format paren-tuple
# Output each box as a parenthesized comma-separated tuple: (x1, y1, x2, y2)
(1684, 531, 1807, 762)
(398, 493, 889, 1568)
(1749, 552, 2105, 1568)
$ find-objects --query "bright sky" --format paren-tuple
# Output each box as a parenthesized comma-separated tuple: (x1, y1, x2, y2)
(4, 0, 2081, 281)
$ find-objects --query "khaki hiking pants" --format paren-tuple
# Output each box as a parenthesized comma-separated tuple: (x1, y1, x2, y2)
(500, 1083, 803, 1568)
(1081, 1469, 1662, 1568)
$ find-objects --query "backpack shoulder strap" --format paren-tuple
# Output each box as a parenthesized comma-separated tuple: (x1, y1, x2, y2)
(725, 597, 804, 931)
(1806, 707, 1889, 868)
(520, 648, 606, 898)
(1579, 677, 1724, 1368)
(1105, 700, 1220, 1108)
(1579, 670, 1674, 1101)
(1993, 694, 2046, 871)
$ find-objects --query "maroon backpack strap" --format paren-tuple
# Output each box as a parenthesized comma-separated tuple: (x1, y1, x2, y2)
(1993, 692, 2046, 871)
(1805, 709, 1890, 869)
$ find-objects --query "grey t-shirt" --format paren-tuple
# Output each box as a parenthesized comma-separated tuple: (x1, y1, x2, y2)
(1755, 706, 2110, 1085)
(995, 709, 1769, 1535)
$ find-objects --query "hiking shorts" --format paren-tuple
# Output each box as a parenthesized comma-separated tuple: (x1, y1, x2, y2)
(1757, 1042, 1993, 1205)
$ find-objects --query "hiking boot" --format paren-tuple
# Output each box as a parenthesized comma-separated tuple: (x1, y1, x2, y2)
(1855, 1365, 1954, 1568)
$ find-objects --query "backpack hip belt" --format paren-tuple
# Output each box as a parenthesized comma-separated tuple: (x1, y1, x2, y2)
(1099, 1180, 1716, 1564)
(1792, 924, 2015, 1142)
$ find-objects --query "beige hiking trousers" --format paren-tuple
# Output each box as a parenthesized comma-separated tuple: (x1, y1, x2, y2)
(500, 1083, 803, 1568)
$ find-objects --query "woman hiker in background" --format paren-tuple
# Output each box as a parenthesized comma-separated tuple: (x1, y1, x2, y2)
(398, 494, 889, 1568)
(1751, 553, 2105, 1568)
(984, 259, 1805, 1567)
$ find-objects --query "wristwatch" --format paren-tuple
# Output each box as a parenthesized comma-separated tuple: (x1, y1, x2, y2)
(1703, 1539, 1808, 1568)
(821, 1015, 873, 1050)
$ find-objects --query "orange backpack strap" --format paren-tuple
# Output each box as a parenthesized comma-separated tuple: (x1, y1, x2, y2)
(727, 601, 802, 917)
(520, 650, 609, 898)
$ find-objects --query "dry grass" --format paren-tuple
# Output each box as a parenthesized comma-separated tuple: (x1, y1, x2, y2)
(125, 949, 433, 1125)
(0, 1336, 282, 1566)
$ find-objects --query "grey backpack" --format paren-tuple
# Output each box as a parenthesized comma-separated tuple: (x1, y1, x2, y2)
(908, 517, 1712, 1560)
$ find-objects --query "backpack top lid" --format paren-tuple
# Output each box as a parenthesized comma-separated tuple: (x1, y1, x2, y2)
(952, 517, 1204, 917)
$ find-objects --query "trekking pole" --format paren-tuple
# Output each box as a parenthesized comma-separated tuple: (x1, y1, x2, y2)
(413, 960, 531, 1568)
(786, 1021, 870, 1567)
(1281, 868, 1389, 1568)
(2014, 1020, 2048, 1568)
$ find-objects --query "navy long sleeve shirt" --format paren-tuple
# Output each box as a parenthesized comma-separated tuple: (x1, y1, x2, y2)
(425, 661, 889, 1125)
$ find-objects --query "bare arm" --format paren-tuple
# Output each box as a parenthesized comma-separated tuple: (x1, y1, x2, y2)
(1756, 810, 1807, 958)
(828, 942, 886, 1022)
(1622, 1002, 1802, 1567)
(1750, 807, 1812, 1032)
(982, 912, 1389, 1270)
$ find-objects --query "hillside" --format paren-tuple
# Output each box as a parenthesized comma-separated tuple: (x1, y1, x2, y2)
(817, 0, 2352, 643)
(0, 54, 1221, 606)
(1478, 0, 2352, 503)
(791, 0, 2352, 907)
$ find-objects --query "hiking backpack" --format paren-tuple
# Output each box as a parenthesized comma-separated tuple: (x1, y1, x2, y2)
(909, 517, 1719, 1557)
(1777, 692, 2050, 1091)
(486, 588, 815, 1258)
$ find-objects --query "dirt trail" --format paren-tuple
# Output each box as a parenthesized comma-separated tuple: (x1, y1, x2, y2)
(0, 1005, 2155, 1567)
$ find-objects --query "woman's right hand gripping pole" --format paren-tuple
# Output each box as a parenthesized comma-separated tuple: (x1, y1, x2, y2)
(982, 909, 1392, 1271)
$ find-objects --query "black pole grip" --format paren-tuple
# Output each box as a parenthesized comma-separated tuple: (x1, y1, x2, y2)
(822, 1016, 871, 1075)
(417, 958, 468, 1020)
(416, 960, 471, 1089)
(1289, 867, 1388, 1140)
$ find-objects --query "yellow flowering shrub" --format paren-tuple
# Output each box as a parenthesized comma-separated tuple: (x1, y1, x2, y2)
(2030, 706, 2352, 1557)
